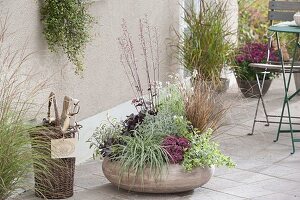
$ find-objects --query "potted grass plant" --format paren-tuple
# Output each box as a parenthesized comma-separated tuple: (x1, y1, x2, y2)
(88, 18, 234, 193)
(234, 42, 278, 98)
(175, 0, 234, 91)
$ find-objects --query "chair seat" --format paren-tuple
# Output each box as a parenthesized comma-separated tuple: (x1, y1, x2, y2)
(249, 63, 300, 72)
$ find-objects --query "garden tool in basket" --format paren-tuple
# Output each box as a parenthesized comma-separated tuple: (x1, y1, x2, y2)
(61, 95, 81, 133)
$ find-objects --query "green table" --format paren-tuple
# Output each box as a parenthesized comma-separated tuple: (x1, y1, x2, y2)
(269, 25, 300, 154)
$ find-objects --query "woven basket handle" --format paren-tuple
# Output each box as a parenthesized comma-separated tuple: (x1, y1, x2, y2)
(47, 92, 60, 127)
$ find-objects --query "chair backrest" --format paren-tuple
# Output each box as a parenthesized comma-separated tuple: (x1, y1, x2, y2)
(269, 1, 300, 22)
(267, 1, 300, 63)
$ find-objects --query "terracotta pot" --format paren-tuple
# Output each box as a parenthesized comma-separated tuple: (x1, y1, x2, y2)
(236, 78, 272, 98)
(102, 158, 214, 193)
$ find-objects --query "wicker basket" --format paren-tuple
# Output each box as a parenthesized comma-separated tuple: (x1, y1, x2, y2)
(31, 92, 79, 199)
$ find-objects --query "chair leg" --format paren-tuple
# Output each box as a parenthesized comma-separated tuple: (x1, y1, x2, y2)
(274, 101, 286, 142)
(275, 32, 286, 143)
(250, 96, 261, 135)
(258, 72, 270, 126)
(286, 36, 299, 154)
(274, 32, 299, 154)
(286, 101, 296, 154)
(249, 73, 269, 135)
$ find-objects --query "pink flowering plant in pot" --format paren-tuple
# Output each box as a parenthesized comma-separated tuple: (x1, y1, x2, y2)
(234, 42, 279, 81)
(88, 17, 234, 193)
(234, 42, 279, 97)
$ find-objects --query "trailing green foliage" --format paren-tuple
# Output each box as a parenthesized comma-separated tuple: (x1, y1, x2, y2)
(41, 0, 93, 75)
(176, 0, 234, 86)
(182, 129, 235, 171)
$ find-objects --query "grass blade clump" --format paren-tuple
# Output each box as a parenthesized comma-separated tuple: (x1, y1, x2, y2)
(184, 79, 228, 134)
(175, 0, 234, 87)
(0, 13, 53, 199)
(113, 133, 169, 184)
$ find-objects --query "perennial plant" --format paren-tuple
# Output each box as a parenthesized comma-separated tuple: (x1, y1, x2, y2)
(234, 42, 278, 80)
(175, 0, 234, 87)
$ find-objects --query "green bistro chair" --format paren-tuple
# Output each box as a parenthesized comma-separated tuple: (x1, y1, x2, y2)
(249, 0, 300, 154)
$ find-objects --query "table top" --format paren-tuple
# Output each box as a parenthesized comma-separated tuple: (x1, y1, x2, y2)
(269, 25, 300, 33)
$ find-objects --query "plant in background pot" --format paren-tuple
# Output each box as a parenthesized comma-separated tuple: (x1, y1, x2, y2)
(237, 0, 298, 95)
(88, 17, 234, 194)
(234, 42, 278, 98)
(175, 0, 234, 91)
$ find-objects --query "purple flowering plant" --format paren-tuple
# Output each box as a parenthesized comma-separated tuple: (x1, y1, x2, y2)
(162, 136, 190, 164)
(234, 42, 278, 81)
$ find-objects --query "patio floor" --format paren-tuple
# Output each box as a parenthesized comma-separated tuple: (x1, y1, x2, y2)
(18, 76, 300, 200)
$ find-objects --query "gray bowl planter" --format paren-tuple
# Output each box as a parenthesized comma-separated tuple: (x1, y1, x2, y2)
(236, 78, 272, 98)
(102, 158, 214, 193)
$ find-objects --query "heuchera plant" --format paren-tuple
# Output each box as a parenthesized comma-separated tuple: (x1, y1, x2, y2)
(234, 42, 278, 81)
(162, 136, 190, 164)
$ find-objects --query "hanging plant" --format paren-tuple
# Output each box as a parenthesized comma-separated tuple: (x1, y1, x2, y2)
(41, 0, 93, 75)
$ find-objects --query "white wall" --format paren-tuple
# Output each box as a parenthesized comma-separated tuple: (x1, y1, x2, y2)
(1, 0, 238, 164)
(1, 0, 180, 121)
